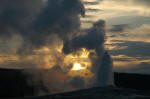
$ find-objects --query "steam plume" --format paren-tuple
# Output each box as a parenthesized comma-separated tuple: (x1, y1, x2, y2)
(63, 20, 114, 86)
(0, 0, 85, 53)
(0, 0, 114, 94)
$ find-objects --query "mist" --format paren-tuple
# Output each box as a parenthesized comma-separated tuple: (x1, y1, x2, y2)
(0, 0, 114, 95)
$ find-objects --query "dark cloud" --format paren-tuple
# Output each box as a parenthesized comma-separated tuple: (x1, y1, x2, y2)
(109, 40, 150, 58)
(83, 1, 100, 5)
(115, 62, 150, 75)
(113, 57, 136, 62)
(86, 8, 102, 12)
(109, 24, 130, 33)
(107, 16, 150, 28)
(84, 15, 95, 18)
(81, 20, 95, 24)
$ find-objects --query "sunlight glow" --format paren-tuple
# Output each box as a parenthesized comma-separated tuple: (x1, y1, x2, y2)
(72, 63, 85, 71)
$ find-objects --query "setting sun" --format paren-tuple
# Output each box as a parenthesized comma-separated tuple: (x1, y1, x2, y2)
(72, 63, 85, 71)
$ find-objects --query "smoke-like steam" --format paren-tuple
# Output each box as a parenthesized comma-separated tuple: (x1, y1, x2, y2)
(0, 0, 114, 95)
(63, 20, 105, 54)
(97, 52, 114, 86)
(0, 0, 85, 54)
(63, 20, 114, 87)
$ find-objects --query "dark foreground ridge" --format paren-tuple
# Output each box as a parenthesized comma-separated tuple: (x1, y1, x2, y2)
(0, 68, 150, 99)
(1, 85, 150, 99)
(22, 87, 150, 99)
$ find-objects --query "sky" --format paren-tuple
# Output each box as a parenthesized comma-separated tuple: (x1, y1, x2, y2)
(81, 0, 150, 74)
(0, 0, 150, 75)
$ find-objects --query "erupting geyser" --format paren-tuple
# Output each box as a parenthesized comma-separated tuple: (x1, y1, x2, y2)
(63, 20, 114, 87)
(0, 0, 114, 94)
(97, 52, 114, 87)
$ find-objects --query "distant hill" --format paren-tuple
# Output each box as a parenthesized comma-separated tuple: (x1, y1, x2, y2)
(0, 68, 150, 98)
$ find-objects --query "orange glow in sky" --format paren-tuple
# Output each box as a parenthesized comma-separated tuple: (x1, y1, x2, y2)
(72, 63, 85, 71)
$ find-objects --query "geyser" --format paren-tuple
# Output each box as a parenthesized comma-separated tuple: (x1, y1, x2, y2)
(63, 20, 114, 87)
(0, 0, 114, 94)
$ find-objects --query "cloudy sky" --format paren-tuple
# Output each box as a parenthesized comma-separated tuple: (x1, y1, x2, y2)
(82, 0, 150, 74)
(0, 0, 150, 75)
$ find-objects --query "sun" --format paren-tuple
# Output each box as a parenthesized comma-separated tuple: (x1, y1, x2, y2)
(72, 63, 85, 71)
